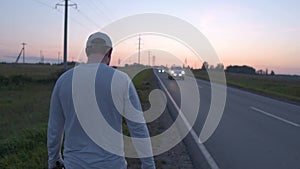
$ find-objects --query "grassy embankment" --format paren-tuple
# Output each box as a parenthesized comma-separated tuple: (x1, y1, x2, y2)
(0, 64, 154, 168)
(192, 70, 300, 103)
(0, 64, 63, 168)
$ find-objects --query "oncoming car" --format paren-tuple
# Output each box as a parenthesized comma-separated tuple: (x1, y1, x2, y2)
(168, 66, 185, 80)
(157, 66, 166, 73)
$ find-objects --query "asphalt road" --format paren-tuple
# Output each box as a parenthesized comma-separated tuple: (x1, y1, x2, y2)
(154, 71, 300, 169)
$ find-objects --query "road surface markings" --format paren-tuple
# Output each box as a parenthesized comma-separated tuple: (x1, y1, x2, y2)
(250, 106, 300, 127)
(155, 72, 220, 169)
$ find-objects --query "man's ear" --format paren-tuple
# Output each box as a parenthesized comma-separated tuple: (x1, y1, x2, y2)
(108, 48, 113, 57)
(106, 48, 113, 65)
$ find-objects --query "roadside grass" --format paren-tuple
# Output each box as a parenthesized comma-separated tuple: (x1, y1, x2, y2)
(0, 83, 52, 139)
(192, 70, 300, 103)
(0, 64, 63, 168)
(122, 68, 153, 137)
(132, 68, 153, 103)
(0, 124, 48, 169)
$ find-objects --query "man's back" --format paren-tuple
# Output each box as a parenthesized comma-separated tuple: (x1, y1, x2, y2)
(48, 63, 153, 169)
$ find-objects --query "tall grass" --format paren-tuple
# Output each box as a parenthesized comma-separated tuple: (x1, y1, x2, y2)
(0, 64, 62, 168)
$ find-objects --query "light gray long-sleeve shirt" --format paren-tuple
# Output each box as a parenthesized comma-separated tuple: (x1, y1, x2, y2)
(47, 63, 155, 169)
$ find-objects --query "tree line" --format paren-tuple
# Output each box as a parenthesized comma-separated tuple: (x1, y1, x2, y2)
(199, 62, 275, 75)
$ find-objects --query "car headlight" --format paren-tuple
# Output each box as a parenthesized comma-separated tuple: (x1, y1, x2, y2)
(181, 71, 185, 74)
(171, 70, 174, 74)
(158, 70, 161, 72)
(162, 70, 165, 72)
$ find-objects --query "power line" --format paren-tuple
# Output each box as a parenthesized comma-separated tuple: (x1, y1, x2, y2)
(31, 0, 93, 33)
(71, 16, 93, 31)
(89, 0, 113, 21)
(76, 9, 101, 29)
(31, 0, 56, 9)
(62, 0, 99, 32)
(138, 35, 141, 64)
(31, 0, 95, 64)
(148, 51, 151, 66)
(96, 0, 117, 19)
(31, 0, 105, 65)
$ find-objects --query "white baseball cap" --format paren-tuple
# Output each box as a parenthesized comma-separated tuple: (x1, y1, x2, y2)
(86, 32, 112, 49)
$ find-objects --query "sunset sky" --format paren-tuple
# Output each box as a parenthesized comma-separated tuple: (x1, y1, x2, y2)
(0, 0, 299, 74)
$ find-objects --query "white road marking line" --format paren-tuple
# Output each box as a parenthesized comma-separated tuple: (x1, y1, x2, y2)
(250, 106, 300, 127)
(155, 72, 220, 169)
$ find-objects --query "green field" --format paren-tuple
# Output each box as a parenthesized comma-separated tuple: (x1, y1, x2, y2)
(0, 64, 63, 168)
(192, 70, 300, 103)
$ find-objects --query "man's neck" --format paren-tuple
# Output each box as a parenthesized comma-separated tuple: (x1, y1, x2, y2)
(87, 56, 106, 64)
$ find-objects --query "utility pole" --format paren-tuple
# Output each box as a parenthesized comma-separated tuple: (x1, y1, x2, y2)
(40, 50, 44, 64)
(15, 43, 26, 64)
(22, 43, 26, 64)
(56, 0, 77, 70)
(138, 35, 141, 64)
(58, 52, 61, 64)
(152, 55, 155, 66)
(148, 51, 151, 66)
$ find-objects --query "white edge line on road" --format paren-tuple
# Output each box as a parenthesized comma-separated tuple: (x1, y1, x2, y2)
(250, 106, 300, 127)
(155, 72, 220, 169)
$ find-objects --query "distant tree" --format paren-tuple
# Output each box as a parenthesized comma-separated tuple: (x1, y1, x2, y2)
(226, 65, 256, 74)
(215, 63, 224, 71)
(201, 61, 209, 70)
(256, 69, 263, 75)
(209, 65, 215, 70)
(270, 70, 275, 76)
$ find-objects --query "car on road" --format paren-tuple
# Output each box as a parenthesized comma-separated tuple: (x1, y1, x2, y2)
(168, 66, 185, 80)
(157, 66, 166, 73)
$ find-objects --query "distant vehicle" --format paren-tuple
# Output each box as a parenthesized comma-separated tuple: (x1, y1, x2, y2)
(168, 66, 185, 80)
(158, 66, 166, 73)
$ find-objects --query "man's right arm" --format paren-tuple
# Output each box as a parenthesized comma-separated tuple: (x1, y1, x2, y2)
(47, 82, 65, 169)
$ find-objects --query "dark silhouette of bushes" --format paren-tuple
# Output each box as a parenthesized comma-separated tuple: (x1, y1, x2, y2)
(0, 76, 9, 86)
(11, 75, 33, 85)
(226, 65, 256, 75)
(0, 69, 65, 86)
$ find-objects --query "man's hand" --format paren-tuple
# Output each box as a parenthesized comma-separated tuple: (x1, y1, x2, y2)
(51, 161, 65, 169)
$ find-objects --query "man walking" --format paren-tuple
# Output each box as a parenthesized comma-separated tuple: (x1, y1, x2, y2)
(47, 32, 155, 169)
